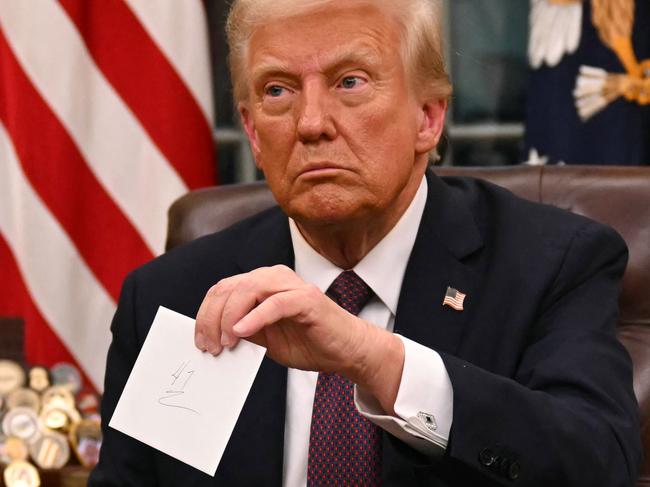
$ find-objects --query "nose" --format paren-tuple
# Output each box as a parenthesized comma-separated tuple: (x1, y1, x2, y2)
(296, 79, 337, 142)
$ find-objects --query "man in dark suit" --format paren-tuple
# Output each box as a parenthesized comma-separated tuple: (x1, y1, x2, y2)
(90, 0, 641, 485)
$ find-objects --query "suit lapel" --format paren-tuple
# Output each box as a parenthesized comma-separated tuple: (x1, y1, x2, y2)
(214, 208, 292, 485)
(236, 207, 294, 274)
(394, 172, 483, 356)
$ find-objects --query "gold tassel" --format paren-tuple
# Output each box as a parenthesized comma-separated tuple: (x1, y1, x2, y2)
(573, 0, 649, 119)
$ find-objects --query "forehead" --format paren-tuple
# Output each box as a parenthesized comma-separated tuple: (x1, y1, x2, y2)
(246, 3, 403, 75)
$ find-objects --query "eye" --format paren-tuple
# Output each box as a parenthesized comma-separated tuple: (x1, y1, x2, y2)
(338, 76, 367, 90)
(265, 85, 287, 98)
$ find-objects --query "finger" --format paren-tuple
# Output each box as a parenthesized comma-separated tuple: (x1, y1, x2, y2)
(247, 265, 305, 296)
(222, 264, 306, 332)
(232, 286, 318, 337)
(195, 330, 207, 351)
(220, 331, 239, 349)
(219, 266, 300, 347)
(195, 278, 237, 354)
(220, 281, 260, 336)
(199, 266, 305, 351)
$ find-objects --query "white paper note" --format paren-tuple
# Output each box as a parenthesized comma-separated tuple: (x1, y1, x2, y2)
(109, 306, 267, 476)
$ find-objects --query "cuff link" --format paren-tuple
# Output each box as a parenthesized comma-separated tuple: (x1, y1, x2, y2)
(416, 411, 438, 432)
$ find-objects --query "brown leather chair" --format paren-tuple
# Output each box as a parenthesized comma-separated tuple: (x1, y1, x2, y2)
(166, 165, 650, 485)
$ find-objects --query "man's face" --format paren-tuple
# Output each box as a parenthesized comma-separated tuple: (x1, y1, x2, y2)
(240, 2, 445, 228)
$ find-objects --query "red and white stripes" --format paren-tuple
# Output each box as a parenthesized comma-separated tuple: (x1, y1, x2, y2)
(0, 0, 216, 391)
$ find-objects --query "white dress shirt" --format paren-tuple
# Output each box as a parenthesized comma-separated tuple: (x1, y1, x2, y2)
(282, 177, 454, 487)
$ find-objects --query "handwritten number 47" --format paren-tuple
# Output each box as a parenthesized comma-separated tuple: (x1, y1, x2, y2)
(158, 360, 200, 415)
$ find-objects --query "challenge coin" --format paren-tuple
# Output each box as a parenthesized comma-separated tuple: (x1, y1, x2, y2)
(41, 386, 75, 411)
(39, 405, 80, 433)
(6, 388, 40, 412)
(2, 408, 40, 444)
(5, 436, 28, 462)
(50, 363, 82, 395)
(29, 430, 70, 470)
(69, 418, 101, 468)
(0, 361, 25, 397)
(3, 459, 41, 487)
(28, 367, 49, 393)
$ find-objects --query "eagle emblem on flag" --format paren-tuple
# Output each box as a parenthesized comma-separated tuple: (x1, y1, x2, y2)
(529, 0, 649, 120)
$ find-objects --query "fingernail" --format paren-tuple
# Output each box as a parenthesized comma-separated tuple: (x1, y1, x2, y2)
(207, 341, 222, 356)
(232, 322, 245, 335)
(195, 332, 206, 351)
(221, 333, 233, 347)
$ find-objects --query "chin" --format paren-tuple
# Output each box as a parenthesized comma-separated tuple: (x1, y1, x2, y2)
(287, 197, 371, 228)
(274, 180, 377, 224)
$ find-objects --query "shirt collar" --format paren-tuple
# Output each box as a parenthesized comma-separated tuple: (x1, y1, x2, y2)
(289, 176, 428, 315)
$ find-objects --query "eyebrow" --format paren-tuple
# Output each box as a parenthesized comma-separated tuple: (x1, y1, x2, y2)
(250, 45, 384, 84)
(250, 59, 293, 84)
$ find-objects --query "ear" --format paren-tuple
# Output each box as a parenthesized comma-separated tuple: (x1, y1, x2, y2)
(414, 98, 447, 155)
(238, 103, 264, 169)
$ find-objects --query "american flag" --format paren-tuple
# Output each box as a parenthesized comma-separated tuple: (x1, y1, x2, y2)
(0, 0, 217, 392)
(442, 287, 466, 311)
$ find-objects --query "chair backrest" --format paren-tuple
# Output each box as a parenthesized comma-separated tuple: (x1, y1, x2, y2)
(166, 165, 650, 484)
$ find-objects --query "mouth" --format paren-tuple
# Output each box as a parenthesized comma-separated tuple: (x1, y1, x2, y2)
(299, 162, 347, 178)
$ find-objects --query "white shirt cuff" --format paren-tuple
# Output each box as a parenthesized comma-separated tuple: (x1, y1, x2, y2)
(354, 334, 453, 456)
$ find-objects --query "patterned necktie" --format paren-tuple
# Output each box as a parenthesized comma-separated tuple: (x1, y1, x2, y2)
(307, 270, 382, 486)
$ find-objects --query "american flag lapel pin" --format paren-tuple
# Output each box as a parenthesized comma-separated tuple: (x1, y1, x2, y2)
(443, 286, 466, 311)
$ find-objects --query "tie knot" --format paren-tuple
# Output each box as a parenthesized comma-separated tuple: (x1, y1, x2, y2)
(326, 271, 373, 316)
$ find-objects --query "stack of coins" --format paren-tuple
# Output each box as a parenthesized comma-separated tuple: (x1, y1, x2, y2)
(0, 360, 102, 486)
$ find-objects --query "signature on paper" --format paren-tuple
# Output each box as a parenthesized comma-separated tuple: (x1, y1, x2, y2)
(158, 360, 200, 415)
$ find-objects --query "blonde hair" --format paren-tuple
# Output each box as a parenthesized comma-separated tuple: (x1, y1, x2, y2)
(226, 0, 452, 103)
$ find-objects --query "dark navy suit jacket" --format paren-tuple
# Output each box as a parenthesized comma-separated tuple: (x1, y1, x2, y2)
(90, 172, 641, 486)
